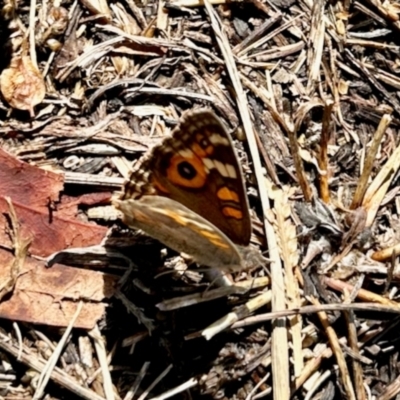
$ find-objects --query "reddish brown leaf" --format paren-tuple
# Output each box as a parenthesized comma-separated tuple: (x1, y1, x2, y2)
(0, 249, 117, 329)
(0, 196, 108, 257)
(0, 148, 64, 213)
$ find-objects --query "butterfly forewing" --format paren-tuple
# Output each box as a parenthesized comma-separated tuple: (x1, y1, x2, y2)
(120, 109, 251, 246)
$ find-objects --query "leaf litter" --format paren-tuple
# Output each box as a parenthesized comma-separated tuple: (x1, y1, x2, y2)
(1, 0, 400, 399)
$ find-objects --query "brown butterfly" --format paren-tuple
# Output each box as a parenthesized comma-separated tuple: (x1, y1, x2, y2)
(113, 109, 264, 272)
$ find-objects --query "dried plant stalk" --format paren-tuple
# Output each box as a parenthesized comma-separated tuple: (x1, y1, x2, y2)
(272, 186, 303, 377)
(310, 296, 356, 400)
(351, 114, 392, 209)
(307, 0, 325, 94)
(318, 100, 334, 203)
(203, 1, 290, 397)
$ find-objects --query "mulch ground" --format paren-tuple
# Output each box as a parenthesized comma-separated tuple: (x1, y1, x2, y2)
(1, 0, 400, 399)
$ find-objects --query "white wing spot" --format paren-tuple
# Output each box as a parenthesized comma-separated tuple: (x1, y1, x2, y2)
(203, 158, 215, 171)
(209, 134, 230, 146)
(214, 160, 229, 177)
(179, 148, 194, 158)
(226, 164, 237, 179)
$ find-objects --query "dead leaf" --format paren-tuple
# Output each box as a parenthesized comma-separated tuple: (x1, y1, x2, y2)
(0, 151, 112, 328)
(0, 148, 64, 212)
(0, 196, 108, 257)
(0, 150, 108, 257)
(0, 249, 117, 329)
(0, 55, 46, 116)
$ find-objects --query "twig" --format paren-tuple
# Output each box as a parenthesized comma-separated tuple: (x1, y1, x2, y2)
(157, 277, 269, 311)
(0, 330, 105, 400)
(89, 324, 116, 400)
(343, 294, 367, 400)
(306, 0, 325, 94)
(33, 302, 84, 399)
(231, 302, 400, 329)
(28, 0, 38, 68)
(149, 378, 198, 400)
(137, 364, 173, 400)
(309, 296, 356, 400)
(123, 362, 151, 400)
(201, 291, 272, 340)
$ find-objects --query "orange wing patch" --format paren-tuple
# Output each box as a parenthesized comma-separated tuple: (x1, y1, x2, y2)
(191, 142, 214, 157)
(222, 206, 243, 220)
(198, 229, 230, 249)
(217, 187, 239, 203)
(158, 208, 190, 227)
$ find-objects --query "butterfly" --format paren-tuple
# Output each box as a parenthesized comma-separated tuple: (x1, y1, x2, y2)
(113, 109, 264, 272)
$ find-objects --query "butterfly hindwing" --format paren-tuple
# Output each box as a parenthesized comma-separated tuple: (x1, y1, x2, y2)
(115, 195, 243, 272)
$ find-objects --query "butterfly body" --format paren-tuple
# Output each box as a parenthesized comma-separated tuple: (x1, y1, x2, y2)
(114, 109, 263, 272)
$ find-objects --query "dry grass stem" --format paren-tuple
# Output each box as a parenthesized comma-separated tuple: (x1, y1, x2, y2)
(351, 113, 392, 209)
(34, 302, 84, 399)
(309, 297, 356, 400)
